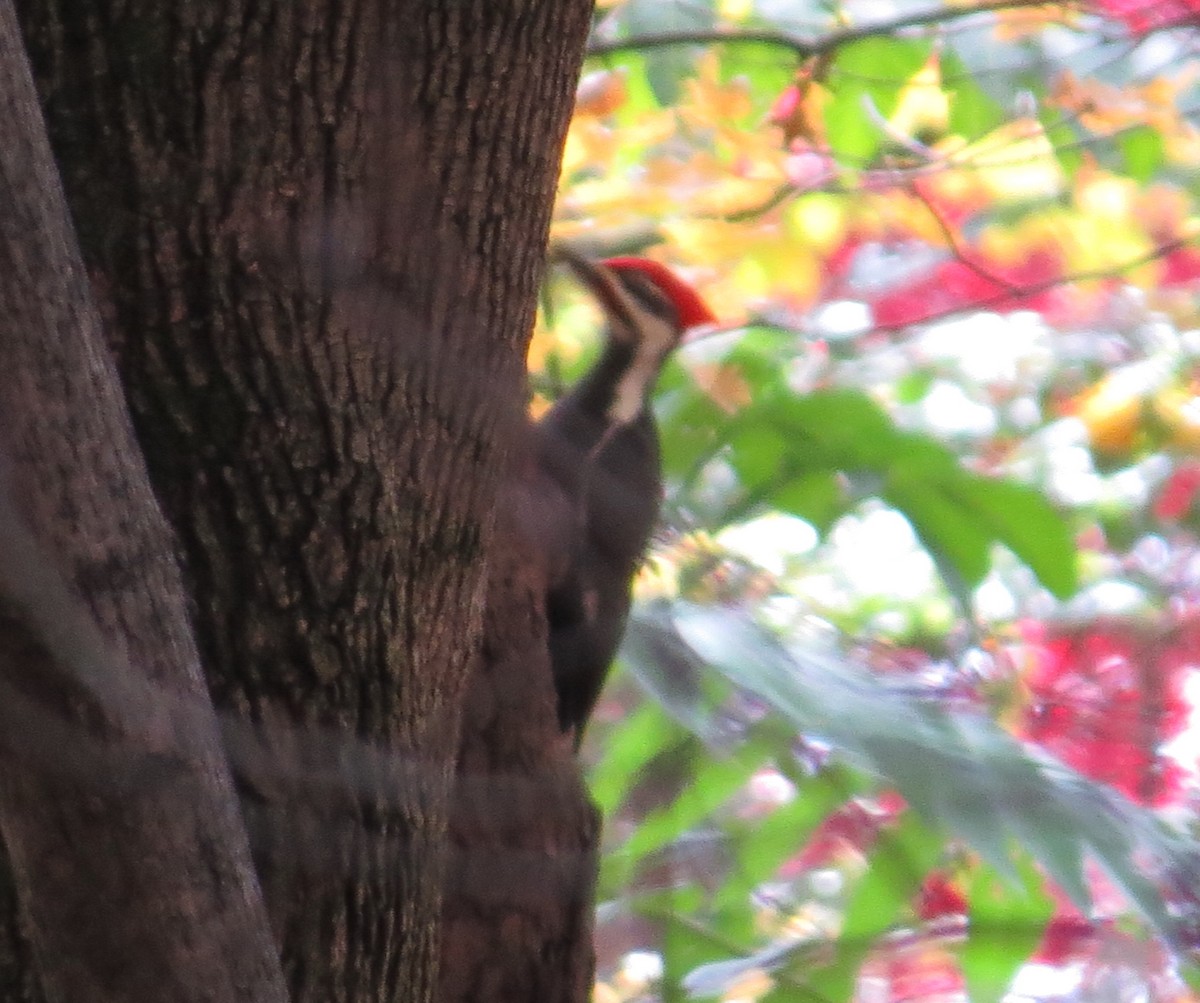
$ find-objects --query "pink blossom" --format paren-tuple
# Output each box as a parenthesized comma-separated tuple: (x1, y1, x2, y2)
(1154, 463, 1200, 521)
(1092, 0, 1200, 34)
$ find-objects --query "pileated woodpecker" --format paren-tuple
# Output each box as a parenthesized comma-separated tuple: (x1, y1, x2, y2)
(535, 250, 715, 743)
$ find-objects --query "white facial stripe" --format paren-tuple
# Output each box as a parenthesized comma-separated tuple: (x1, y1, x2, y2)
(606, 312, 677, 424)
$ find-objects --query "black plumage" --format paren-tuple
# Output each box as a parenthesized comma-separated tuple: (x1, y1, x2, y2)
(534, 253, 714, 743)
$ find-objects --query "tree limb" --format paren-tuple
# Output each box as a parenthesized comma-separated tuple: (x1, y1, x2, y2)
(587, 0, 1080, 60)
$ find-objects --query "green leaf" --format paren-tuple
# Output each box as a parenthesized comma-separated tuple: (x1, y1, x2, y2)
(619, 0, 715, 105)
(805, 812, 942, 1002)
(626, 887, 719, 1002)
(876, 437, 1077, 596)
(655, 602, 1199, 948)
(715, 765, 864, 912)
(729, 426, 789, 492)
(718, 44, 799, 121)
(1042, 112, 1083, 181)
(588, 698, 685, 817)
(864, 718, 1019, 882)
(885, 469, 993, 587)
(1059, 774, 1177, 936)
(657, 380, 728, 479)
(825, 88, 882, 165)
(620, 609, 728, 743)
(954, 717, 1089, 907)
(950, 476, 1078, 598)
(963, 857, 1055, 1003)
(685, 379, 1076, 594)
(1119, 125, 1166, 185)
(824, 37, 933, 165)
(603, 51, 664, 119)
(779, 389, 901, 468)
(613, 733, 770, 871)
(771, 470, 846, 531)
(1182, 960, 1200, 995)
(942, 48, 1005, 140)
(895, 370, 935, 405)
(858, 811, 946, 929)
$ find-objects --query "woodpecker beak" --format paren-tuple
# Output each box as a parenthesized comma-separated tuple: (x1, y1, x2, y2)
(553, 246, 638, 332)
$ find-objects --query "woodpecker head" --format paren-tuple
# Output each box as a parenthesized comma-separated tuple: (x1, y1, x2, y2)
(558, 249, 715, 425)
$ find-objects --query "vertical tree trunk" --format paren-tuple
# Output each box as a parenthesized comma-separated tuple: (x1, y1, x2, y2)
(9, 2, 595, 1001)
(0, 2, 288, 999)
(439, 468, 601, 1003)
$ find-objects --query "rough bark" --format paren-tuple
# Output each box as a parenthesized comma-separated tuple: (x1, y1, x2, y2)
(9, 1, 595, 1001)
(440, 461, 601, 1003)
(0, 2, 288, 1000)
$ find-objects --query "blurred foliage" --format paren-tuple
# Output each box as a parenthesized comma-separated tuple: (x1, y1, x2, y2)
(538, 1, 1200, 1001)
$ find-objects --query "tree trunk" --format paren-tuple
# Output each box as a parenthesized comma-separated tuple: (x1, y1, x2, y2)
(0, 2, 287, 1000)
(5, 1, 595, 1001)
(439, 466, 601, 1003)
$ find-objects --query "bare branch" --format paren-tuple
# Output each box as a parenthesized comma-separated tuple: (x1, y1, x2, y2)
(587, 0, 1080, 61)
(908, 180, 1026, 297)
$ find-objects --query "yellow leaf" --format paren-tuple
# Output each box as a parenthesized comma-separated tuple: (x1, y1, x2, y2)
(1138, 66, 1199, 121)
(945, 118, 1064, 202)
(992, 1, 1077, 39)
(525, 319, 558, 377)
(1155, 389, 1200, 453)
(919, 163, 989, 219)
(681, 52, 754, 127)
(1077, 374, 1149, 455)
(1074, 168, 1137, 221)
(560, 120, 620, 180)
(694, 175, 784, 215)
(591, 982, 621, 1003)
(785, 193, 848, 254)
(1137, 184, 1198, 240)
(769, 75, 831, 148)
(1067, 216, 1152, 276)
(527, 393, 552, 420)
(1050, 71, 1135, 133)
(661, 217, 759, 263)
(1059, 70, 1196, 140)
(634, 551, 678, 600)
(889, 52, 950, 143)
(1163, 116, 1200, 167)
(719, 0, 754, 18)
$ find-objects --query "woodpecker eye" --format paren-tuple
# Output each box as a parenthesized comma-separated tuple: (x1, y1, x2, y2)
(615, 272, 679, 327)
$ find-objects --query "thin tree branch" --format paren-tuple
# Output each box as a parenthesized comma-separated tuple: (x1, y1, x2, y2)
(587, 0, 1080, 60)
(908, 181, 1026, 297)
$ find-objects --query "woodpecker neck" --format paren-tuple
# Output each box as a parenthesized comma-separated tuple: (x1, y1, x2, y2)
(571, 329, 672, 428)
(573, 314, 681, 429)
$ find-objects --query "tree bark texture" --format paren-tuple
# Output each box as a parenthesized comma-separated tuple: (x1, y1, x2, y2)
(10, 2, 595, 1002)
(0, 2, 288, 1000)
(439, 462, 601, 1003)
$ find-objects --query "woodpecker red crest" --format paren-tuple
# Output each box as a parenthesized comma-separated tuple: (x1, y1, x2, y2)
(534, 250, 713, 743)
(557, 251, 713, 426)
(600, 257, 716, 330)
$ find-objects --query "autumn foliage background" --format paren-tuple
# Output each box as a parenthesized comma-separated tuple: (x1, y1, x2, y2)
(533, 0, 1200, 1000)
